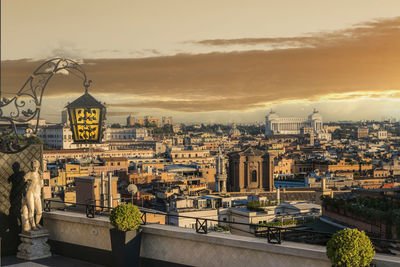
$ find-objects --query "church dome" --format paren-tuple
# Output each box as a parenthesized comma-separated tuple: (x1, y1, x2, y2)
(229, 124, 241, 136)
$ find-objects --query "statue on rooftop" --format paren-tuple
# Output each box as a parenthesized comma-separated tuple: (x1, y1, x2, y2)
(21, 160, 43, 231)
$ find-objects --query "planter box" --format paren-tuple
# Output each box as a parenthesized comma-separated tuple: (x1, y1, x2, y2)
(110, 229, 142, 267)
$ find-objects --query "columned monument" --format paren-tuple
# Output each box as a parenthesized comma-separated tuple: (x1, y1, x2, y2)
(265, 109, 324, 136)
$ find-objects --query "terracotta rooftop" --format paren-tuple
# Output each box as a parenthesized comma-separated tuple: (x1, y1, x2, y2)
(103, 157, 128, 161)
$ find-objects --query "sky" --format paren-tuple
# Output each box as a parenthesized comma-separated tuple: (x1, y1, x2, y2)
(2, 0, 400, 124)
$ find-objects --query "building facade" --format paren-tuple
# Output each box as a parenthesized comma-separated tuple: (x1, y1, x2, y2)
(357, 127, 369, 139)
(228, 147, 274, 192)
(126, 115, 136, 126)
(377, 130, 388, 139)
(162, 116, 173, 126)
(104, 127, 149, 140)
(265, 109, 323, 136)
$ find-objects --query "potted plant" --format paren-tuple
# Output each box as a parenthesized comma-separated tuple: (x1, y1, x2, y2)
(326, 228, 375, 267)
(110, 203, 142, 267)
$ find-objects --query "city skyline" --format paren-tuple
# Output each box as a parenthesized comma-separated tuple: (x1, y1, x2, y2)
(3, 1, 400, 124)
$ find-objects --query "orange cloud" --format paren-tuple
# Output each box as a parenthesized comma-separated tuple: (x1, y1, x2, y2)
(3, 17, 400, 114)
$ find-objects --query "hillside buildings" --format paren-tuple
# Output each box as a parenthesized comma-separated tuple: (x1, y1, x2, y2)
(126, 115, 172, 127)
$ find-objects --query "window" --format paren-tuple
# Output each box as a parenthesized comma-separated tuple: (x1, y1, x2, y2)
(251, 170, 257, 182)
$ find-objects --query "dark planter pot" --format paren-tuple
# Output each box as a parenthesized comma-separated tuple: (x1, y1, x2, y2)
(110, 228, 142, 267)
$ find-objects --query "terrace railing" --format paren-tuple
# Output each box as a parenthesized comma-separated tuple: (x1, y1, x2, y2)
(43, 198, 400, 254)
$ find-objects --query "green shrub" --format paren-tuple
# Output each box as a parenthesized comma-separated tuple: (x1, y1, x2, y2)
(247, 200, 277, 211)
(214, 224, 230, 232)
(326, 228, 375, 267)
(259, 219, 298, 227)
(110, 203, 142, 231)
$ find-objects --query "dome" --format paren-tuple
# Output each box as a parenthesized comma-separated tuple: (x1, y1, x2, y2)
(229, 124, 241, 135)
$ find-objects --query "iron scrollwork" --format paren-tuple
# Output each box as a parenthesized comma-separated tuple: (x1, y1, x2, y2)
(0, 58, 91, 153)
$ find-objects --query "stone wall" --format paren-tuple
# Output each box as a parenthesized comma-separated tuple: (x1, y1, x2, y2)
(42, 210, 400, 267)
(43, 211, 112, 251)
(0, 144, 43, 256)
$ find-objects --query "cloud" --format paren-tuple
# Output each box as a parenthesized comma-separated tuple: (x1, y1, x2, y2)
(108, 96, 267, 112)
(3, 17, 400, 114)
(194, 17, 400, 49)
(195, 36, 318, 47)
(107, 111, 139, 116)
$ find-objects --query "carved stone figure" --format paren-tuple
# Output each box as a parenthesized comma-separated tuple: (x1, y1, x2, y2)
(17, 159, 51, 260)
(21, 160, 43, 231)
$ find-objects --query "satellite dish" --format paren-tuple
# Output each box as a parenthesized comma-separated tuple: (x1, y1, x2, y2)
(127, 184, 138, 195)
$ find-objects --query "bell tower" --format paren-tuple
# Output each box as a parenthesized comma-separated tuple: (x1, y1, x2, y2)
(215, 147, 227, 193)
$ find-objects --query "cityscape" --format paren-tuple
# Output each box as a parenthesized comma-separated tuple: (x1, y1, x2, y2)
(2, 1, 400, 267)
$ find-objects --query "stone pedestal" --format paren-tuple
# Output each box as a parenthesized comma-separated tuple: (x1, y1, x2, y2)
(17, 228, 51, 260)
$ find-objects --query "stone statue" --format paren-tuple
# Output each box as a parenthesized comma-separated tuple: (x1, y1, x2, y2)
(21, 160, 43, 231)
(17, 159, 51, 260)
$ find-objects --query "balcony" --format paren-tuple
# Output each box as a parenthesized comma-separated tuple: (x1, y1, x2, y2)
(3, 207, 399, 267)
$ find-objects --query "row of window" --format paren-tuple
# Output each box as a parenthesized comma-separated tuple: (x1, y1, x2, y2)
(173, 154, 208, 158)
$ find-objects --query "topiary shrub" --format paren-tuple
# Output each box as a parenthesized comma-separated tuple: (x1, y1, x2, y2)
(326, 228, 375, 267)
(110, 203, 142, 231)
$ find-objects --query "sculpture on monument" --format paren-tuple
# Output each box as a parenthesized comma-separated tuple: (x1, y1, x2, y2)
(21, 160, 43, 232)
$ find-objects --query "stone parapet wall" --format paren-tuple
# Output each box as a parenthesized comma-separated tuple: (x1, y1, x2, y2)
(42, 210, 400, 267)
(43, 210, 112, 251)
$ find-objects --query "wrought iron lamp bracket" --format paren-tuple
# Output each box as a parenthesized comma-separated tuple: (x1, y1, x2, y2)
(0, 58, 90, 153)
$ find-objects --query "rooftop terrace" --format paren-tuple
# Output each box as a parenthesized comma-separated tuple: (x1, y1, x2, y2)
(3, 206, 394, 267)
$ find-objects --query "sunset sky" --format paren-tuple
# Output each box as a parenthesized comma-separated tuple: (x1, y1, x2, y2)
(2, 0, 400, 124)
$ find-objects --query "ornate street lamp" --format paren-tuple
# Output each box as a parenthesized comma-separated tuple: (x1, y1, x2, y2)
(0, 58, 106, 153)
(66, 88, 106, 143)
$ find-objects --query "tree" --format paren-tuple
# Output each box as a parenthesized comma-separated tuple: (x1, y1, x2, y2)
(111, 123, 121, 128)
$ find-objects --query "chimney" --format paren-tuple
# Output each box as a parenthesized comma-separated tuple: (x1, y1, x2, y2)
(108, 172, 113, 208)
(101, 172, 105, 206)
(276, 188, 280, 204)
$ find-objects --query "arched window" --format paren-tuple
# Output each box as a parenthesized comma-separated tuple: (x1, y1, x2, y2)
(251, 170, 257, 182)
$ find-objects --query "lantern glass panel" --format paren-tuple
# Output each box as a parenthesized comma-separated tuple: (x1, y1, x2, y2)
(69, 107, 101, 142)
